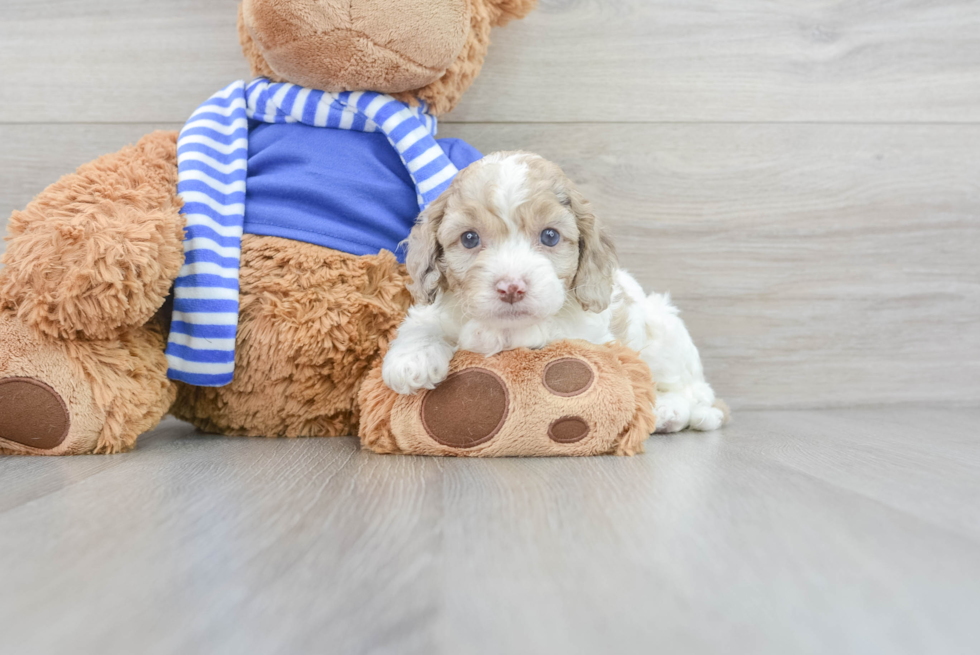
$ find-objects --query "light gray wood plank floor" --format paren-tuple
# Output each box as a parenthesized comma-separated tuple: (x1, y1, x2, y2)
(1, 408, 978, 655)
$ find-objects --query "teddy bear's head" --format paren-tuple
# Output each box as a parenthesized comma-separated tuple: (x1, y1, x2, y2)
(238, 0, 536, 115)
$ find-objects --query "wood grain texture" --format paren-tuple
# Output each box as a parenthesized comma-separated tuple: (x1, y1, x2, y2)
(450, 0, 980, 123)
(0, 0, 248, 124)
(2, 0, 980, 123)
(3, 123, 978, 408)
(0, 409, 978, 654)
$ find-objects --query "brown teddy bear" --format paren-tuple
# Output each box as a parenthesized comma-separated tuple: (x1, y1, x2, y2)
(0, 0, 656, 457)
(0, 0, 539, 455)
(359, 340, 655, 457)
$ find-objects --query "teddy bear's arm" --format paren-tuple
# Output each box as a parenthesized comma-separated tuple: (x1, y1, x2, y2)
(0, 131, 185, 340)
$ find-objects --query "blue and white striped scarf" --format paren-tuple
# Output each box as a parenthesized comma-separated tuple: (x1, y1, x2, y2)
(165, 78, 459, 387)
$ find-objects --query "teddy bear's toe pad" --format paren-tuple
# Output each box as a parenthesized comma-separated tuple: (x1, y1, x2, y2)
(0, 378, 70, 450)
(548, 416, 590, 443)
(543, 358, 594, 396)
(421, 369, 509, 448)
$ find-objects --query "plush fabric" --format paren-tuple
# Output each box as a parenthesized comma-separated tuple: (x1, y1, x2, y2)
(240, 0, 470, 94)
(170, 238, 411, 438)
(166, 77, 480, 386)
(0, 310, 175, 455)
(0, 312, 103, 455)
(0, 131, 185, 341)
(358, 340, 657, 457)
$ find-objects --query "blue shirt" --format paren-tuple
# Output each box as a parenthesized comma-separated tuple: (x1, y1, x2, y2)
(242, 121, 482, 262)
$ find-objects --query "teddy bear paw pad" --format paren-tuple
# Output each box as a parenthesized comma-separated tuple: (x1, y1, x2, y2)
(0, 377, 71, 451)
(542, 358, 594, 397)
(421, 368, 509, 448)
(548, 415, 590, 443)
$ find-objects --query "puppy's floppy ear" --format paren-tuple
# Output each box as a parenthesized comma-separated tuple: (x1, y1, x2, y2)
(562, 183, 619, 313)
(405, 193, 449, 305)
(485, 0, 538, 27)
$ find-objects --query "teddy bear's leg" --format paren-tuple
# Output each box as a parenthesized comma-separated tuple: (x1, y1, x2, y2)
(0, 311, 175, 455)
(0, 130, 184, 455)
(170, 236, 411, 438)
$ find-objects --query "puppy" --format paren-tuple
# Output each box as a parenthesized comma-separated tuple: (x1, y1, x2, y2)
(382, 152, 727, 432)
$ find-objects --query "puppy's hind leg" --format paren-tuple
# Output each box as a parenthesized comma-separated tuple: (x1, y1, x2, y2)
(677, 380, 730, 432)
(653, 391, 692, 433)
(689, 399, 728, 431)
(653, 390, 728, 433)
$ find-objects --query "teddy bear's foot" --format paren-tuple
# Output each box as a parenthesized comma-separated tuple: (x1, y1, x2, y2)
(0, 311, 105, 455)
(0, 378, 71, 451)
(359, 341, 657, 457)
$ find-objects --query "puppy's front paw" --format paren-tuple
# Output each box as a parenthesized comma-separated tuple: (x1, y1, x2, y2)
(382, 345, 453, 395)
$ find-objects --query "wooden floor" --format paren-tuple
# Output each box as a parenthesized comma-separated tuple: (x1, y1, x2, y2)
(0, 408, 977, 654)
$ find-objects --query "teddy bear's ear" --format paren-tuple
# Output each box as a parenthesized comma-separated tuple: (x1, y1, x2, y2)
(485, 0, 538, 26)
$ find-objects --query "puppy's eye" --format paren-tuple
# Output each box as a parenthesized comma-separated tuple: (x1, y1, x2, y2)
(540, 228, 560, 247)
(460, 231, 481, 249)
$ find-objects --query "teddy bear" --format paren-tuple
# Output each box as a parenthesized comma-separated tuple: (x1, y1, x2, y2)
(359, 340, 656, 457)
(0, 0, 543, 455)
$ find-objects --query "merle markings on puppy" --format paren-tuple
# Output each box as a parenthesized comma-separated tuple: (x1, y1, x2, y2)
(383, 152, 728, 433)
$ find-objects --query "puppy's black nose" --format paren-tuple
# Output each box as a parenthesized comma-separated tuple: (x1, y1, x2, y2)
(496, 279, 527, 304)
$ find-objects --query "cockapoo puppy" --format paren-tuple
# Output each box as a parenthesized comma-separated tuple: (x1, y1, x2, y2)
(382, 152, 727, 432)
